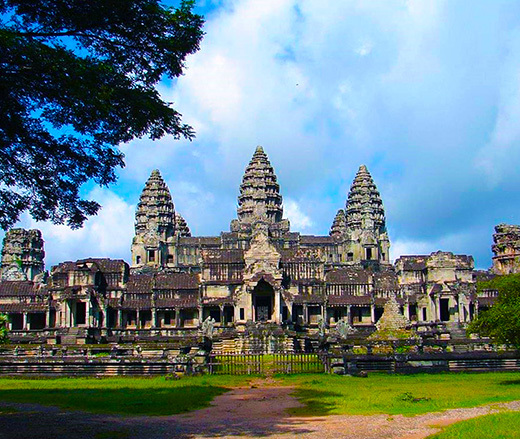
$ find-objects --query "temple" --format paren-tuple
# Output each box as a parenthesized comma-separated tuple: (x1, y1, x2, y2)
(0, 146, 498, 344)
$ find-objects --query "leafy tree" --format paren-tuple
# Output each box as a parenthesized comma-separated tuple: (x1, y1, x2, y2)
(0, 0, 204, 229)
(467, 274, 520, 348)
(0, 314, 8, 343)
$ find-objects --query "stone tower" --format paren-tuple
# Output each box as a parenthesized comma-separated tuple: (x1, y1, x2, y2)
(491, 224, 520, 274)
(131, 169, 176, 268)
(330, 209, 347, 238)
(231, 146, 290, 237)
(0, 228, 45, 281)
(344, 165, 390, 264)
(175, 212, 191, 237)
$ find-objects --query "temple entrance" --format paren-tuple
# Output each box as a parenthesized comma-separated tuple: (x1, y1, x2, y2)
(253, 279, 274, 322)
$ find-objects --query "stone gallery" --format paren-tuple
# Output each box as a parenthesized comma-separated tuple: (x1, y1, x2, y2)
(0, 146, 506, 343)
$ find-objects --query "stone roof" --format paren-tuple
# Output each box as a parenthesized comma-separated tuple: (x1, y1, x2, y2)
(0, 281, 39, 296)
(280, 248, 323, 262)
(345, 165, 386, 232)
(126, 274, 154, 294)
(395, 256, 427, 271)
(325, 268, 370, 284)
(0, 302, 48, 312)
(202, 249, 244, 264)
(300, 235, 335, 245)
(134, 169, 175, 237)
(154, 273, 199, 290)
(328, 295, 372, 306)
(373, 270, 399, 290)
(329, 209, 346, 238)
(179, 236, 221, 246)
(79, 258, 127, 273)
(236, 146, 283, 224)
(126, 272, 199, 293)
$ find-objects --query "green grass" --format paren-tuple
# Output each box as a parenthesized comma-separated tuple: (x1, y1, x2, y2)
(279, 372, 520, 416)
(2, 372, 520, 419)
(428, 411, 520, 438)
(0, 375, 249, 416)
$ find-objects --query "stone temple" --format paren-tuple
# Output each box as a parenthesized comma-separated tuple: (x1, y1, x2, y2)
(0, 147, 500, 343)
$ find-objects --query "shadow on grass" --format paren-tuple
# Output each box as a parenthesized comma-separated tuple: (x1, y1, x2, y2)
(499, 379, 520, 386)
(0, 386, 319, 439)
(288, 389, 343, 417)
(0, 386, 228, 416)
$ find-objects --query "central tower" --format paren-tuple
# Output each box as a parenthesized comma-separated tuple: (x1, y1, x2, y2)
(230, 146, 290, 237)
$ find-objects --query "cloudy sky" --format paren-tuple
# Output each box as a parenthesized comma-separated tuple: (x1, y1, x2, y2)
(10, 0, 520, 269)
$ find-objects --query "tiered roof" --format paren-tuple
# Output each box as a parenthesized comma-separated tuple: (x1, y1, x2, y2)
(237, 146, 283, 224)
(329, 209, 347, 237)
(345, 165, 386, 232)
(135, 169, 175, 237)
(175, 212, 191, 237)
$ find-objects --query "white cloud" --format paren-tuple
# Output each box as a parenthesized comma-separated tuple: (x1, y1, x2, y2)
(6, 0, 517, 270)
(16, 188, 135, 268)
(283, 198, 313, 231)
(355, 42, 373, 57)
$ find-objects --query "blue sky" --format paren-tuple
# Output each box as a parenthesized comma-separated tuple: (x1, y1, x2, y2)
(11, 0, 520, 269)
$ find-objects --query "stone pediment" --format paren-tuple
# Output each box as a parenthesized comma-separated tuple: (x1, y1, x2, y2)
(243, 230, 282, 289)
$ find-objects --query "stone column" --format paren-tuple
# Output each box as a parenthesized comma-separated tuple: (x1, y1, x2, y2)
(152, 308, 158, 328)
(22, 312, 28, 330)
(303, 304, 308, 325)
(103, 306, 108, 328)
(89, 302, 95, 327)
(405, 303, 410, 321)
(136, 309, 141, 329)
(436, 298, 441, 321)
(274, 290, 281, 324)
(45, 307, 51, 328)
(347, 305, 352, 325)
(370, 304, 376, 324)
(219, 305, 225, 326)
(118, 309, 124, 328)
(198, 306, 203, 326)
(175, 308, 181, 328)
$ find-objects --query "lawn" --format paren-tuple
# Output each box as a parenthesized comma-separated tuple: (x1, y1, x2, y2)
(280, 372, 520, 416)
(0, 375, 250, 416)
(427, 411, 520, 438)
(0, 372, 520, 419)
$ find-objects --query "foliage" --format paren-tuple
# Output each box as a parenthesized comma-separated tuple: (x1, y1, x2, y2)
(428, 411, 520, 439)
(0, 314, 8, 343)
(0, 375, 249, 415)
(0, 0, 204, 229)
(282, 372, 520, 416)
(468, 274, 520, 347)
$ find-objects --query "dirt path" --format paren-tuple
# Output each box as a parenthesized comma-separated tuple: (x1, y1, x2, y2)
(1, 380, 519, 439)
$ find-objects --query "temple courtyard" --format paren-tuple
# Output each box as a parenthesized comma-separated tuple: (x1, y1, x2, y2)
(0, 374, 519, 438)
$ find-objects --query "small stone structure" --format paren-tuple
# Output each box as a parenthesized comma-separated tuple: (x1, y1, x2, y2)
(369, 294, 416, 340)
(492, 224, 520, 274)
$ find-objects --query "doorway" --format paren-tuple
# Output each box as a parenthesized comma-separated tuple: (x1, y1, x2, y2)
(253, 279, 274, 322)
(440, 298, 450, 321)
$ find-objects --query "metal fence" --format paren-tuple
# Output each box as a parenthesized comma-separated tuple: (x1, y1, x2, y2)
(208, 353, 327, 375)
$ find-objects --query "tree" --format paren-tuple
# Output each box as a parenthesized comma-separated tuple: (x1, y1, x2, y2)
(0, 314, 8, 343)
(0, 0, 204, 229)
(467, 274, 520, 348)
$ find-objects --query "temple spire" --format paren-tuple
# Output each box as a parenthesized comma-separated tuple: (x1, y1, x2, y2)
(345, 165, 386, 233)
(175, 212, 191, 237)
(236, 146, 283, 224)
(330, 209, 347, 238)
(134, 169, 175, 238)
